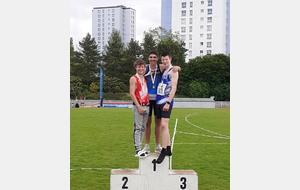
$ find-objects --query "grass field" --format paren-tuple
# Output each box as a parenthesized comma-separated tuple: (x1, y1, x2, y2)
(70, 108, 230, 190)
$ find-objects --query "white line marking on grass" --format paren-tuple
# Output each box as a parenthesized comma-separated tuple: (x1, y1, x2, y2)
(176, 131, 230, 139)
(174, 142, 227, 145)
(184, 113, 230, 139)
(70, 168, 112, 171)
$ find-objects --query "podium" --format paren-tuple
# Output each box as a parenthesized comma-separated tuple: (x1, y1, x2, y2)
(110, 153, 198, 190)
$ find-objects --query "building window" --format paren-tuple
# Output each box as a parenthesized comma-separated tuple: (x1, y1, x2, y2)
(200, 17, 204, 21)
(200, 34, 203, 37)
(207, 25, 212, 31)
(102, 10, 104, 13)
(190, 10, 193, 16)
(189, 34, 192, 40)
(201, 9, 204, 13)
(112, 18, 115, 22)
(207, 42, 212, 48)
(102, 28, 104, 31)
(200, 50, 203, 54)
(182, 2, 186, 8)
(181, 18, 186, 25)
(181, 35, 186, 41)
(102, 23, 104, 27)
(112, 9, 115, 13)
(189, 26, 193, 32)
(108, 14, 110, 16)
(208, 0, 212, 6)
(190, 2, 193, 7)
(112, 14, 115, 17)
(102, 19, 104, 22)
(102, 14, 104, 17)
(98, 15, 101, 18)
(189, 51, 192, 57)
(98, 10, 101, 13)
(189, 18, 193, 24)
(207, 50, 211, 55)
(207, 34, 212, 39)
(200, 42, 203, 46)
(181, 27, 186, 33)
(200, 25, 203, 29)
(112, 23, 115, 26)
(98, 24, 101, 27)
(207, 17, 212, 23)
(98, 28, 101, 31)
(208, 9, 212, 15)
(189, 43, 192, 48)
(201, 1, 204, 4)
(98, 19, 101, 22)
(182, 10, 186, 16)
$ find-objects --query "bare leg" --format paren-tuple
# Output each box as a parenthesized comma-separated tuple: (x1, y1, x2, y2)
(144, 116, 152, 144)
(154, 116, 161, 144)
(161, 118, 170, 148)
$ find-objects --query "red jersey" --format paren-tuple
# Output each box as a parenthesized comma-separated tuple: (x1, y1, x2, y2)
(134, 74, 149, 106)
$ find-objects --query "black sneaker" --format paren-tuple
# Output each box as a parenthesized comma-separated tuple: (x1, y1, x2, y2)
(156, 148, 166, 164)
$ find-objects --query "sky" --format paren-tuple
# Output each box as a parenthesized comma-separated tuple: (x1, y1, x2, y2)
(70, 0, 162, 49)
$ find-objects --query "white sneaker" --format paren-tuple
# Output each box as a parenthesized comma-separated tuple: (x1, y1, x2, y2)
(142, 144, 150, 153)
(135, 150, 149, 158)
(155, 144, 162, 154)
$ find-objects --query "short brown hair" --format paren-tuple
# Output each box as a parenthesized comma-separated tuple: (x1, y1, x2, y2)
(161, 51, 171, 58)
(134, 59, 146, 68)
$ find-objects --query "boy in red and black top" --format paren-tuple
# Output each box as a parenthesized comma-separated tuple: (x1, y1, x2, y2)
(129, 59, 150, 158)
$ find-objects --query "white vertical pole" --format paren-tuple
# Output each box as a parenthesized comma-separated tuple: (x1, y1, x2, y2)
(170, 118, 178, 170)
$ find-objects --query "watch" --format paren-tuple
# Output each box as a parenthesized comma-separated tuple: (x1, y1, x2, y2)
(166, 101, 170, 105)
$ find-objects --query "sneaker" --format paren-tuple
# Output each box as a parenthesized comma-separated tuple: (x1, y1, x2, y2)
(155, 144, 162, 154)
(135, 150, 149, 159)
(142, 144, 150, 153)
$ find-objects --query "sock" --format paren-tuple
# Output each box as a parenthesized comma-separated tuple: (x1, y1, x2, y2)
(166, 146, 172, 156)
(156, 148, 166, 164)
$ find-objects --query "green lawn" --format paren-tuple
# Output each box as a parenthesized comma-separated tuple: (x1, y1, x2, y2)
(70, 108, 230, 189)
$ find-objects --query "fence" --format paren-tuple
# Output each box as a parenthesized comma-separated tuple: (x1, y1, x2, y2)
(70, 99, 230, 108)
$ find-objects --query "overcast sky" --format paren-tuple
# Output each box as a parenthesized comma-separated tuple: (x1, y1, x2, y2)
(70, 0, 162, 49)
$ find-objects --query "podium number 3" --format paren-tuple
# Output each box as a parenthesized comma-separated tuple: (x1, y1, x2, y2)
(180, 177, 187, 189)
(122, 177, 128, 189)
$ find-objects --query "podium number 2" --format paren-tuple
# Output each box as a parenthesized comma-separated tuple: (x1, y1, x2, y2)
(122, 177, 128, 189)
(180, 177, 186, 189)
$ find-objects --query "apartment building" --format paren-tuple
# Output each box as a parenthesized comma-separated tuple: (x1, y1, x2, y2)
(92, 5, 136, 53)
(162, 0, 230, 62)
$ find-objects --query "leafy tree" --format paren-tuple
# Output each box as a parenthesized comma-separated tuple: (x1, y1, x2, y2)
(178, 54, 230, 100)
(73, 33, 101, 87)
(70, 37, 75, 76)
(89, 82, 99, 93)
(70, 76, 83, 99)
(103, 77, 126, 93)
(143, 27, 187, 67)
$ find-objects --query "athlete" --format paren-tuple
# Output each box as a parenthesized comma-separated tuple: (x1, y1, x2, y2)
(129, 59, 150, 158)
(155, 51, 179, 164)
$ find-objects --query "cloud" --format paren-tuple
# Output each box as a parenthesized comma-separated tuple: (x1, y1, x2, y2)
(70, 0, 161, 47)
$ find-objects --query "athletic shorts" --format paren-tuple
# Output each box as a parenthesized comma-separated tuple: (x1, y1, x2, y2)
(155, 104, 173, 119)
(148, 100, 157, 117)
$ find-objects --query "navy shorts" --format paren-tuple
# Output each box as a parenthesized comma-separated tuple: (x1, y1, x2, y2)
(148, 100, 157, 117)
(155, 104, 173, 119)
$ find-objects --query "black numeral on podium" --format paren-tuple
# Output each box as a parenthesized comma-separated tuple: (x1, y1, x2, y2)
(180, 177, 187, 189)
(122, 177, 128, 189)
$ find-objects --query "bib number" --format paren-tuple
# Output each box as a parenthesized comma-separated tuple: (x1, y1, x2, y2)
(157, 83, 166, 96)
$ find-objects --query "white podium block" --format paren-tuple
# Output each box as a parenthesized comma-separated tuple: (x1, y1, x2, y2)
(110, 153, 198, 190)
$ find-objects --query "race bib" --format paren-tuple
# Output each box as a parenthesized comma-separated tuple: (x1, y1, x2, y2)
(157, 83, 166, 96)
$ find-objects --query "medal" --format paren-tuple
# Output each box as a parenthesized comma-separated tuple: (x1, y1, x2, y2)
(150, 64, 157, 90)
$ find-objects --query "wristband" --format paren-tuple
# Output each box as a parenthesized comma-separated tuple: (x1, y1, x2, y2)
(166, 101, 170, 105)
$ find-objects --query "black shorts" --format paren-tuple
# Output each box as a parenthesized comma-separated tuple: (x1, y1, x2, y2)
(155, 104, 173, 119)
(148, 100, 156, 117)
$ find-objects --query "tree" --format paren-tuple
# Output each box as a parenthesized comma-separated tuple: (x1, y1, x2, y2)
(70, 37, 75, 76)
(142, 27, 187, 67)
(177, 54, 230, 100)
(102, 29, 125, 78)
(73, 33, 101, 87)
(70, 76, 83, 99)
(141, 32, 156, 61)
